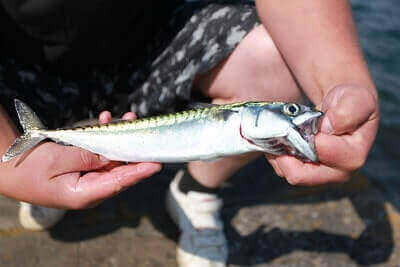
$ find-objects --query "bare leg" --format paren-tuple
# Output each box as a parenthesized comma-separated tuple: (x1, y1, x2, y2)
(189, 25, 303, 188)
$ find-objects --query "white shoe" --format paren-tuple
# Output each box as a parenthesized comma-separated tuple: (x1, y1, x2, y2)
(19, 202, 66, 231)
(166, 170, 228, 267)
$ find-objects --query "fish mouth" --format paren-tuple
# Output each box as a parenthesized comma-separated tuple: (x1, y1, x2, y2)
(240, 109, 323, 162)
(288, 111, 324, 162)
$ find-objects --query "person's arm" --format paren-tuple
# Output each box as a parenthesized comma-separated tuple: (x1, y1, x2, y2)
(0, 105, 161, 208)
(256, 0, 375, 100)
(256, 0, 379, 185)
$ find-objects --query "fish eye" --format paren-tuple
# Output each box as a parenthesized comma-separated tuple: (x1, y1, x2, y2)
(283, 103, 300, 116)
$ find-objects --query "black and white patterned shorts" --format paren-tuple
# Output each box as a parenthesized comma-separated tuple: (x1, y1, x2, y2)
(0, 1, 259, 128)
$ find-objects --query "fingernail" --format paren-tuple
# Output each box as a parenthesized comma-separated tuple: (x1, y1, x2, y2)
(99, 155, 110, 162)
(321, 117, 333, 134)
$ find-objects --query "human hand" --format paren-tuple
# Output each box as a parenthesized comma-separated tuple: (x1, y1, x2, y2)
(1, 111, 161, 208)
(267, 85, 379, 185)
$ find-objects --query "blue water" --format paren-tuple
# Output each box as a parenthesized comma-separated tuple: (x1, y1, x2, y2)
(351, 0, 400, 200)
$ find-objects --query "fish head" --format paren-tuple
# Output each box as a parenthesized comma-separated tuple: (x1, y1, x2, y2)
(240, 102, 323, 162)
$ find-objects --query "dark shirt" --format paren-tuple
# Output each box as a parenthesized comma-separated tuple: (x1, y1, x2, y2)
(0, 0, 182, 65)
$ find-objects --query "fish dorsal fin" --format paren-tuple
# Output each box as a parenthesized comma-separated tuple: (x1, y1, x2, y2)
(109, 118, 132, 124)
(187, 102, 241, 121)
(188, 102, 220, 109)
(189, 102, 246, 111)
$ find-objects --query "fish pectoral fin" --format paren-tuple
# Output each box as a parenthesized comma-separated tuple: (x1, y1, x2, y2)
(189, 102, 242, 111)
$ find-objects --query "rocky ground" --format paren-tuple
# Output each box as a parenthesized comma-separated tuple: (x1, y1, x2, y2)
(1, 159, 400, 267)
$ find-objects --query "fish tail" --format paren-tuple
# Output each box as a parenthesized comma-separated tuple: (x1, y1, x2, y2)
(1, 99, 47, 163)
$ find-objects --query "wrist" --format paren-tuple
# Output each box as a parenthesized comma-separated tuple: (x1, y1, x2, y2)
(0, 162, 17, 197)
(0, 106, 19, 154)
(0, 105, 21, 197)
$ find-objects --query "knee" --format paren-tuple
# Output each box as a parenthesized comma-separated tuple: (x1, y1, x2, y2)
(196, 25, 302, 103)
(239, 25, 284, 74)
(235, 25, 299, 96)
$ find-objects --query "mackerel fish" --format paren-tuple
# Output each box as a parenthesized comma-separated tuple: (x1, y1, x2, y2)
(1, 99, 323, 163)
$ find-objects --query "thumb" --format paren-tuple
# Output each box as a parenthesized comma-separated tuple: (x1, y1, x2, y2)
(46, 144, 110, 176)
(320, 85, 377, 135)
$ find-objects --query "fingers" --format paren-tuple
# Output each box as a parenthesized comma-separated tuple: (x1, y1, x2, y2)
(266, 153, 350, 186)
(316, 86, 379, 171)
(45, 111, 138, 176)
(320, 85, 378, 135)
(97, 111, 137, 168)
(16, 142, 111, 178)
(122, 112, 136, 120)
(270, 85, 379, 186)
(316, 118, 378, 171)
(265, 155, 284, 177)
(99, 111, 112, 124)
(274, 155, 350, 186)
(98, 111, 137, 124)
(55, 108, 155, 209)
(43, 144, 111, 177)
(59, 163, 162, 209)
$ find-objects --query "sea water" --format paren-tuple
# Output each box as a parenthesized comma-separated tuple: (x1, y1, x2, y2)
(351, 0, 400, 203)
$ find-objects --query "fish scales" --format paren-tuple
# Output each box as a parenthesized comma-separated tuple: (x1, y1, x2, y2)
(64, 105, 230, 132)
(41, 105, 245, 162)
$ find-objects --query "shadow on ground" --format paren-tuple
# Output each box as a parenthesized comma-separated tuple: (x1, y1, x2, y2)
(48, 158, 395, 266)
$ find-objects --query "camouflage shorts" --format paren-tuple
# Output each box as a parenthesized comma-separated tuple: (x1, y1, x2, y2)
(0, 1, 259, 128)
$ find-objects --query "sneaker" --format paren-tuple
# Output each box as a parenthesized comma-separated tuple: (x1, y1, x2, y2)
(166, 170, 228, 267)
(19, 202, 66, 231)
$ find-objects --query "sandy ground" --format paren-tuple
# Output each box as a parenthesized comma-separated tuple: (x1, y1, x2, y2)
(1, 159, 400, 267)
